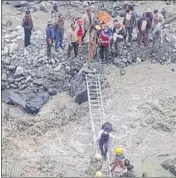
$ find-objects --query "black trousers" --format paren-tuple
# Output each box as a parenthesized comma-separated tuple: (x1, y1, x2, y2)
(47, 42, 53, 57)
(67, 42, 78, 58)
(99, 45, 109, 61)
(82, 30, 87, 42)
(24, 30, 31, 47)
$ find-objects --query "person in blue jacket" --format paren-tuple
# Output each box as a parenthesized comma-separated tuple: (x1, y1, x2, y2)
(46, 20, 54, 57)
(22, 10, 33, 47)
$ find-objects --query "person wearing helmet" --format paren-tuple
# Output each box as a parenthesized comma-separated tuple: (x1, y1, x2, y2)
(95, 171, 103, 177)
(46, 19, 54, 57)
(110, 147, 126, 174)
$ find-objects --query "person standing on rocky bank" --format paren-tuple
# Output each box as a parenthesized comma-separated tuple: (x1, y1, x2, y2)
(67, 23, 79, 58)
(123, 5, 137, 46)
(46, 19, 54, 57)
(82, 8, 95, 42)
(53, 14, 65, 51)
(22, 10, 33, 47)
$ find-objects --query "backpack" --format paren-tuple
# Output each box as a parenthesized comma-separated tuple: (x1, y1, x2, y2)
(101, 131, 109, 142)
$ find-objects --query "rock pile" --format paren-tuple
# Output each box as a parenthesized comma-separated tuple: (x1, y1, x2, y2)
(161, 158, 176, 176)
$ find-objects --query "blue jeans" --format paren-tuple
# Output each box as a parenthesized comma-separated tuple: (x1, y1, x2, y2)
(55, 32, 64, 49)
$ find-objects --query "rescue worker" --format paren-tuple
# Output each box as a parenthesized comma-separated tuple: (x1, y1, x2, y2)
(152, 9, 164, 47)
(136, 12, 151, 47)
(67, 23, 79, 58)
(123, 5, 137, 46)
(110, 147, 126, 175)
(82, 8, 95, 42)
(46, 19, 54, 57)
(53, 14, 65, 51)
(76, 17, 83, 47)
(113, 22, 127, 56)
(51, 4, 59, 24)
(88, 24, 99, 67)
(99, 25, 111, 63)
(22, 10, 33, 47)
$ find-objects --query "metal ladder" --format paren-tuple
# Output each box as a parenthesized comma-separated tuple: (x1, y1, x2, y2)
(86, 73, 111, 177)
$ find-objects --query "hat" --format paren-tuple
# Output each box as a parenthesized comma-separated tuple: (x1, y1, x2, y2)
(146, 8, 152, 12)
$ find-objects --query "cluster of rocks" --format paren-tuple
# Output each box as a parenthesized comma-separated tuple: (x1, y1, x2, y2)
(161, 158, 176, 176)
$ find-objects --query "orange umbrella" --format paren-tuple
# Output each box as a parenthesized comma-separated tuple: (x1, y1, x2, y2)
(96, 11, 113, 26)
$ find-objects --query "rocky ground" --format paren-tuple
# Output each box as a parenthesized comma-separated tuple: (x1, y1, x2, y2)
(1, 0, 176, 177)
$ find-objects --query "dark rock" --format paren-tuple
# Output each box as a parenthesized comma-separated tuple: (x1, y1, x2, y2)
(8, 78, 15, 84)
(25, 92, 50, 114)
(2, 90, 13, 104)
(145, 117, 154, 124)
(113, 59, 126, 68)
(14, 66, 24, 78)
(9, 91, 26, 109)
(74, 82, 88, 104)
(25, 75, 32, 83)
(19, 84, 28, 90)
(120, 68, 126, 76)
(171, 68, 175, 72)
(1, 82, 6, 90)
(15, 77, 26, 82)
(2, 73, 8, 81)
(69, 67, 85, 97)
(10, 84, 18, 89)
(48, 88, 57, 96)
(33, 79, 43, 86)
(6, 65, 16, 71)
(161, 158, 176, 176)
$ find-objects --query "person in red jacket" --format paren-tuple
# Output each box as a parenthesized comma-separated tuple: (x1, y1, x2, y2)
(99, 25, 111, 63)
(76, 17, 83, 47)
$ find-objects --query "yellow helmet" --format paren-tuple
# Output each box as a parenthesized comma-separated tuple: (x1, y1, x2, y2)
(95, 153, 102, 161)
(95, 171, 103, 177)
(115, 147, 123, 155)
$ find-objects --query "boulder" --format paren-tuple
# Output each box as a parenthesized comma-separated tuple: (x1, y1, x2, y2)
(14, 66, 24, 78)
(161, 158, 176, 176)
(48, 88, 57, 96)
(69, 67, 85, 97)
(2, 73, 8, 81)
(74, 82, 88, 104)
(9, 91, 26, 109)
(25, 92, 50, 114)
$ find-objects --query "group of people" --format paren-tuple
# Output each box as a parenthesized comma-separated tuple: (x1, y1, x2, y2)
(95, 122, 135, 177)
(22, 4, 165, 65)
